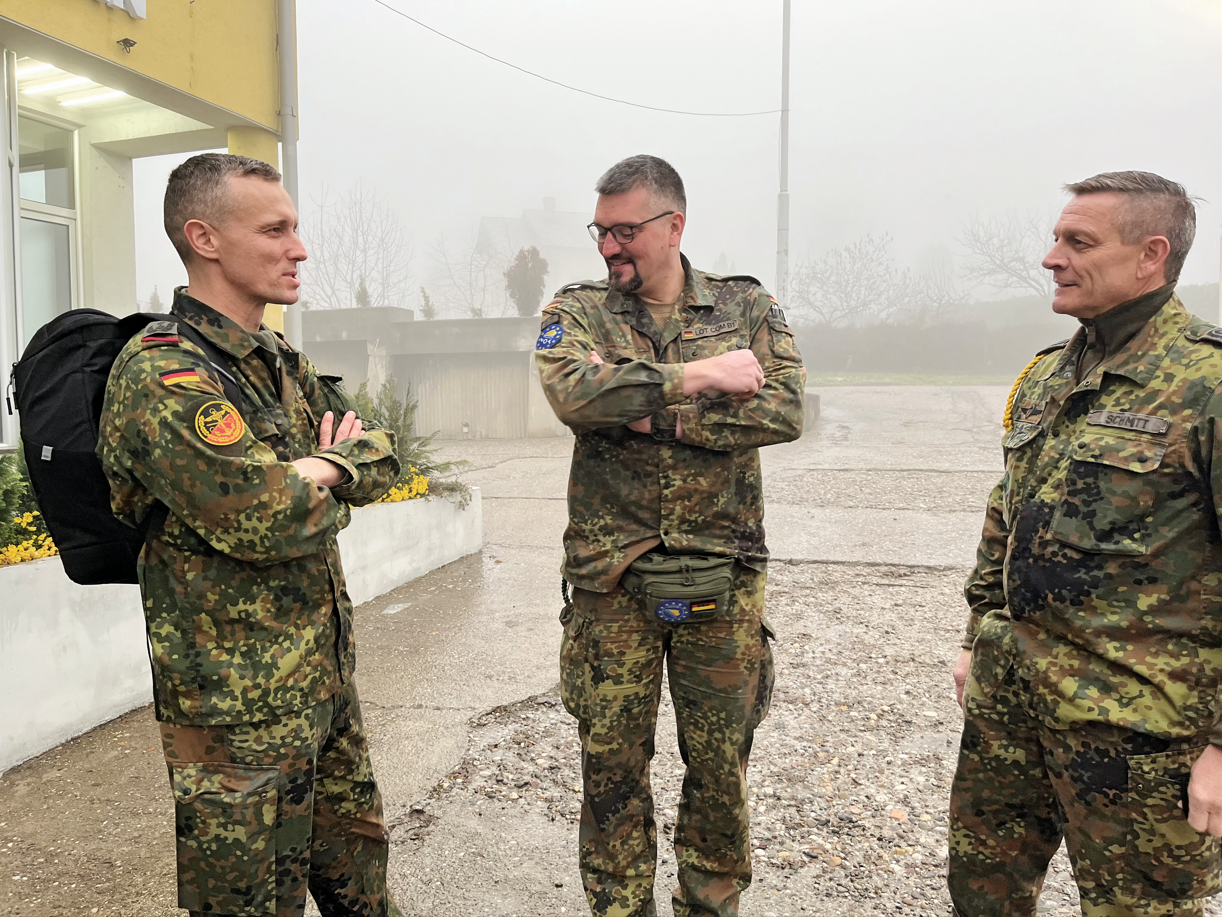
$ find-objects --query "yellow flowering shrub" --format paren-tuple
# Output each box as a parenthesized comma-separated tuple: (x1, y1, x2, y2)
(375, 469, 430, 504)
(0, 511, 58, 566)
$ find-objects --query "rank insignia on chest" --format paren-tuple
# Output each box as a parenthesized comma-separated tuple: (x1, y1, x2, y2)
(160, 369, 200, 386)
(195, 400, 245, 446)
(655, 599, 691, 623)
(1015, 402, 1044, 424)
(536, 323, 565, 350)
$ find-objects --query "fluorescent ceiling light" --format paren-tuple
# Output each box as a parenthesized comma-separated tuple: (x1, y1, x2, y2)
(23, 76, 93, 96)
(15, 63, 57, 80)
(60, 90, 127, 108)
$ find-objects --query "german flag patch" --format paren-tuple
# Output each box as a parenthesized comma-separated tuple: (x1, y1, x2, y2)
(142, 333, 180, 345)
(691, 600, 717, 613)
(160, 369, 200, 386)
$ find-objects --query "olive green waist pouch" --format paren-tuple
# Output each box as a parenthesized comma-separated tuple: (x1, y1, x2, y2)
(620, 552, 735, 623)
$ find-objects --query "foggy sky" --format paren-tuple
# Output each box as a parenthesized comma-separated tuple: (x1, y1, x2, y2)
(134, 0, 1222, 313)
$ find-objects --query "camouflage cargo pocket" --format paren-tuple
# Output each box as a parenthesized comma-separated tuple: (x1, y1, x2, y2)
(171, 762, 280, 916)
(559, 605, 592, 725)
(1126, 747, 1222, 901)
(1048, 434, 1166, 555)
(749, 617, 777, 731)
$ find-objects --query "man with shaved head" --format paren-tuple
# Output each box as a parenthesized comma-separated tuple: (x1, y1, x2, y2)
(98, 153, 402, 916)
(949, 171, 1222, 915)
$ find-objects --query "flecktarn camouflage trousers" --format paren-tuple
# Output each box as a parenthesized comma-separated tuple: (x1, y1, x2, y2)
(560, 563, 775, 917)
(160, 680, 401, 917)
(949, 650, 1222, 917)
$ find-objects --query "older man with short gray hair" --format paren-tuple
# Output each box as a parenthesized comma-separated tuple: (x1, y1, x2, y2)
(950, 170, 1222, 915)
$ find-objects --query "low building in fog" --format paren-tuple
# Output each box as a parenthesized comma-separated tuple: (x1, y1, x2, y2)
(301, 307, 567, 440)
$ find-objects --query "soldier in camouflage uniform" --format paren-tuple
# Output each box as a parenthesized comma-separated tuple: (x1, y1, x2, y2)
(97, 154, 402, 917)
(950, 171, 1222, 916)
(536, 155, 806, 917)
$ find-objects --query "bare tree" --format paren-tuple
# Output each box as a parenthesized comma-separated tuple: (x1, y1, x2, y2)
(429, 232, 509, 318)
(299, 185, 414, 310)
(959, 212, 1054, 298)
(789, 233, 968, 327)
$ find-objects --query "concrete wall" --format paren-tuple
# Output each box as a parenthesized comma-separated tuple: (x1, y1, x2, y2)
(0, 490, 483, 775)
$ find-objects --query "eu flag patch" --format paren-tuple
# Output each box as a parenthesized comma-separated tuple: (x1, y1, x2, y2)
(655, 599, 691, 623)
(536, 323, 565, 350)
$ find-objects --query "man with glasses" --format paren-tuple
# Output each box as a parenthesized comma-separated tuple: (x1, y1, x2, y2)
(536, 154, 806, 917)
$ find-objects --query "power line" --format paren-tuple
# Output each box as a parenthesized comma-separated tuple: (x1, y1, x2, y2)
(369, 0, 781, 118)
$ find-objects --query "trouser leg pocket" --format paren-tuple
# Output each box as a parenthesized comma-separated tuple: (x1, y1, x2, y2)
(171, 762, 280, 916)
(1127, 747, 1222, 902)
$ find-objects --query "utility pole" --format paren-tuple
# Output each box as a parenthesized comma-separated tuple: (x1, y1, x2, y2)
(776, 0, 791, 305)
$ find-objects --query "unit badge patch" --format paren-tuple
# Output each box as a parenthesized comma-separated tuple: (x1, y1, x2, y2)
(655, 599, 691, 623)
(536, 323, 565, 350)
(195, 400, 245, 446)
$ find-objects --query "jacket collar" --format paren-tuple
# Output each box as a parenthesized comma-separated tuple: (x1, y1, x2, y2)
(605, 254, 715, 315)
(170, 287, 277, 360)
(1065, 292, 1188, 389)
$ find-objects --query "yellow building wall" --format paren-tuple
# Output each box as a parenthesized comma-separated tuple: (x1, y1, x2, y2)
(1, 0, 279, 130)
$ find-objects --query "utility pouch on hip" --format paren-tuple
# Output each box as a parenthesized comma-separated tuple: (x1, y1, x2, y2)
(621, 552, 735, 623)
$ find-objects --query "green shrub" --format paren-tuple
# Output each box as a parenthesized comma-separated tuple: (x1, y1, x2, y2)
(354, 375, 470, 504)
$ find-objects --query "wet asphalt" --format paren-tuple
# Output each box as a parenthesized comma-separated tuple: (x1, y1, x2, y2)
(0, 385, 1007, 916)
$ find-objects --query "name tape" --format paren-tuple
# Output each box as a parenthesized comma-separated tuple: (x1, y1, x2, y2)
(1086, 410, 1170, 436)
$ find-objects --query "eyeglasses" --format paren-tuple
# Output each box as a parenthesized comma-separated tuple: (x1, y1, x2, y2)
(587, 211, 675, 246)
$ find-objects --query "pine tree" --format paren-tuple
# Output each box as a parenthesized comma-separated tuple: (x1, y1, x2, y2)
(354, 277, 372, 308)
(148, 286, 164, 313)
(419, 287, 437, 320)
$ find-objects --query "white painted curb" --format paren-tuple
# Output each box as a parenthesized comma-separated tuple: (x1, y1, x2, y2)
(0, 488, 482, 775)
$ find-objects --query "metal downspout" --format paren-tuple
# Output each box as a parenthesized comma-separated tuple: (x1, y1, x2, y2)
(278, 0, 303, 349)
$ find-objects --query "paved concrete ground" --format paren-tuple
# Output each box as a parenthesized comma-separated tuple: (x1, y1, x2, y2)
(0, 384, 1147, 917)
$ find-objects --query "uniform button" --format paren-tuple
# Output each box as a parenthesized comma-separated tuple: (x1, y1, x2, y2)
(1062, 372, 1072, 379)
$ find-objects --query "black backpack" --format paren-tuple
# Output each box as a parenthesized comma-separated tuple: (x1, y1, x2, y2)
(11, 308, 241, 585)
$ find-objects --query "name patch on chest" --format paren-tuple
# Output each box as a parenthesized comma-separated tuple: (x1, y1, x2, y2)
(1086, 410, 1170, 436)
(682, 320, 740, 341)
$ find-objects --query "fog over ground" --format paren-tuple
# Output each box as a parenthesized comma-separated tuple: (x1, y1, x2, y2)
(134, 0, 1221, 315)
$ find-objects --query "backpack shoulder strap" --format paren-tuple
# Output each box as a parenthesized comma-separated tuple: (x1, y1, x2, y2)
(170, 320, 244, 410)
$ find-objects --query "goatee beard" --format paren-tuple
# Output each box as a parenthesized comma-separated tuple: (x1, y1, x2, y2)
(607, 261, 643, 294)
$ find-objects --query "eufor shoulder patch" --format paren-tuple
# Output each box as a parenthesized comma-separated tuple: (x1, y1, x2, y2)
(160, 369, 200, 386)
(195, 400, 245, 446)
(536, 323, 564, 350)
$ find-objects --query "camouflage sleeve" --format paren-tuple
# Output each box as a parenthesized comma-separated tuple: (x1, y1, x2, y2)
(674, 288, 806, 451)
(962, 477, 1009, 650)
(100, 343, 344, 565)
(295, 351, 400, 506)
(1198, 386, 1222, 746)
(535, 299, 687, 431)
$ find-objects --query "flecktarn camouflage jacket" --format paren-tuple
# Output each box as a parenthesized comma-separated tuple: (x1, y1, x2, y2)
(98, 290, 399, 725)
(966, 294, 1222, 743)
(535, 255, 806, 592)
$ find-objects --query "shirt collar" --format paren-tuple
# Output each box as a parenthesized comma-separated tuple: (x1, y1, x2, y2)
(1079, 282, 1176, 362)
(170, 286, 276, 360)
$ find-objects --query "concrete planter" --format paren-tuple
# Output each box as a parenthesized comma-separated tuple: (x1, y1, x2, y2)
(0, 489, 482, 775)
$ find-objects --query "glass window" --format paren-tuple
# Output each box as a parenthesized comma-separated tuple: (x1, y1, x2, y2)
(18, 115, 74, 210)
(20, 217, 72, 345)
